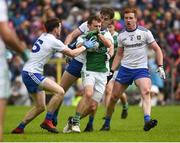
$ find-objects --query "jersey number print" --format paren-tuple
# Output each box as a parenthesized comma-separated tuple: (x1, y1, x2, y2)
(32, 39, 43, 53)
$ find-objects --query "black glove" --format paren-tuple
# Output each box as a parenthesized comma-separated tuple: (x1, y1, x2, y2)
(107, 70, 114, 82)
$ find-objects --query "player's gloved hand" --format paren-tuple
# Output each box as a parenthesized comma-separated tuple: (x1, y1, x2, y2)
(21, 48, 30, 62)
(65, 56, 72, 63)
(84, 37, 96, 49)
(156, 66, 166, 79)
(107, 69, 114, 82)
(105, 53, 111, 61)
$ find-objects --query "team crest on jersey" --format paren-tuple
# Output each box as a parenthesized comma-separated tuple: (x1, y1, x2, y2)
(137, 35, 141, 40)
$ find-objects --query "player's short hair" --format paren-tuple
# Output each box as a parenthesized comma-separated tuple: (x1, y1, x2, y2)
(108, 19, 115, 25)
(44, 18, 61, 33)
(123, 7, 137, 17)
(87, 15, 101, 25)
(100, 7, 114, 19)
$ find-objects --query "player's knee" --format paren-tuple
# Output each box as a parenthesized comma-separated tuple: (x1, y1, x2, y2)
(85, 91, 93, 99)
(37, 105, 45, 113)
(111, 94, 119, 103)
(142, 88, 151, 97)
(56, 87, 65, 97)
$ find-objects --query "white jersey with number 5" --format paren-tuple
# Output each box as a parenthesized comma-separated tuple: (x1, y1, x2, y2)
(118, 26, 155, 69)
(23, 33, 66, 74)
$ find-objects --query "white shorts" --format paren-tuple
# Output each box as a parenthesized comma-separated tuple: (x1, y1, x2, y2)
(0, 61, 11, 99)
(82, 71, 107, 94)
(92, 90, 103, 103)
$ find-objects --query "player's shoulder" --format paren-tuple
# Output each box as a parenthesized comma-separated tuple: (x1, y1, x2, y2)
(137, 26, 149, 32)
(119, 28, 126, 35)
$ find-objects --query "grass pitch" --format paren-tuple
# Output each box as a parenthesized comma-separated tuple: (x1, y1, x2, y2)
(4, 105, 180, 142)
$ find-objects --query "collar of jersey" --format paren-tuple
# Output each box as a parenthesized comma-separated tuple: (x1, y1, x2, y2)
(125, 25, 138, 32)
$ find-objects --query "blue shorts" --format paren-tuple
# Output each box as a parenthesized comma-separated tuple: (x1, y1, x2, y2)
(22, 71, 46, 94)
(65, 59, 83, 78)
(115, 66, 150, 85)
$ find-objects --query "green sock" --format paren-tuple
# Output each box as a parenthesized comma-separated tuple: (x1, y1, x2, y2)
(123, 103, 128, 110)
(73, 112, 81, 124)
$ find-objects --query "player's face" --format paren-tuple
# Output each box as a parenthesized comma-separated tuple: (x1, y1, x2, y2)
(124, 13, 137, 30)
(89, 20, 101, 31)
(107, 24, 115, 33)
(100, 14, 112, 28)
(56, 23, 61, 37)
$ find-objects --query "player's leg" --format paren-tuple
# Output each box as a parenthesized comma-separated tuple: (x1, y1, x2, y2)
(52, 71, 79, 126)
(100, 81, 128, 131)
(104, 80, 114, 108)
(52, 59, 82, 126)
(40, 77, 65, 133)
(135, 77, 157, 131)
(83, 72, 107, 132)
(105, 71, 129, 119)
(12, 91, 46, 134)
(119, 92, 128, 119)
(63, 72, 95, 133)
(74, 85, 94, 132)
(12, 71, 46, 134)
(83, 90, 102, 132)
(0, 68, 10, 140)
(100, 66, 131, 131)
(0, 99, 7, 141)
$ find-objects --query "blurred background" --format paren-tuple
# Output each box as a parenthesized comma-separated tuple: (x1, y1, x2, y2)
(5, 0, 180, 106)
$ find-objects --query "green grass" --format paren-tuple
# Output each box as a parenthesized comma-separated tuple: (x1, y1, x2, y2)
(4, 105, 180, 142)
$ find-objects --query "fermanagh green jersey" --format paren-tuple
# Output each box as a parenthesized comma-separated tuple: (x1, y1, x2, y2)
(76, 30, 114, 72)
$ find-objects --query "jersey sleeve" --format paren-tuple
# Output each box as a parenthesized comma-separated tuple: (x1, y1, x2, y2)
(78, 21, 88, 33)
(76, 35, 84, 46)
(52, 39, 67, 52)
(103, 31, 114, 44)
(0, 0, 8, 22)
(117, 33, 123, 48)
(146, 30, 155, 44)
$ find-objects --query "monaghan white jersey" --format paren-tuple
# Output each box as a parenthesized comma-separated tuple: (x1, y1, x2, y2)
(23, 33, 66, 74)
(118, 26, 155, 69)
(0, 0, 8, 62)
(74, 21, 89, 63)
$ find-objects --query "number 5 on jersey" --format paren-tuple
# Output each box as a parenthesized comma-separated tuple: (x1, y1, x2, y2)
(32, 39, 43, 53)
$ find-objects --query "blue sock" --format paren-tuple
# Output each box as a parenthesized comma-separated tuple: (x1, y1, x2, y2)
(144, 115, 151, 122)
(45, 112, 53, 120)
(104, 116, 111, 127)
(88, 116, 94, 126)
(18, 122, 26, 129)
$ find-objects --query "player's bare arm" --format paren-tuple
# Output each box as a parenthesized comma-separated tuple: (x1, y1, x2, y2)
(64, 28, 82, 45)
(149, 41, 163, 66)
(111, 47, 123, 71)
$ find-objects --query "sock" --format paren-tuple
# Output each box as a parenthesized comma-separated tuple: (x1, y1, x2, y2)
(73, 112, 81, 124)
(18, 122, 26, 129)
(122, 103, 128, 110)
(45, 112, 53, 121)
(88, 115, 94, 126)
(52, 110, 58, 122)
(144, 115, 151, 122)
(104, 116, 111, 127)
